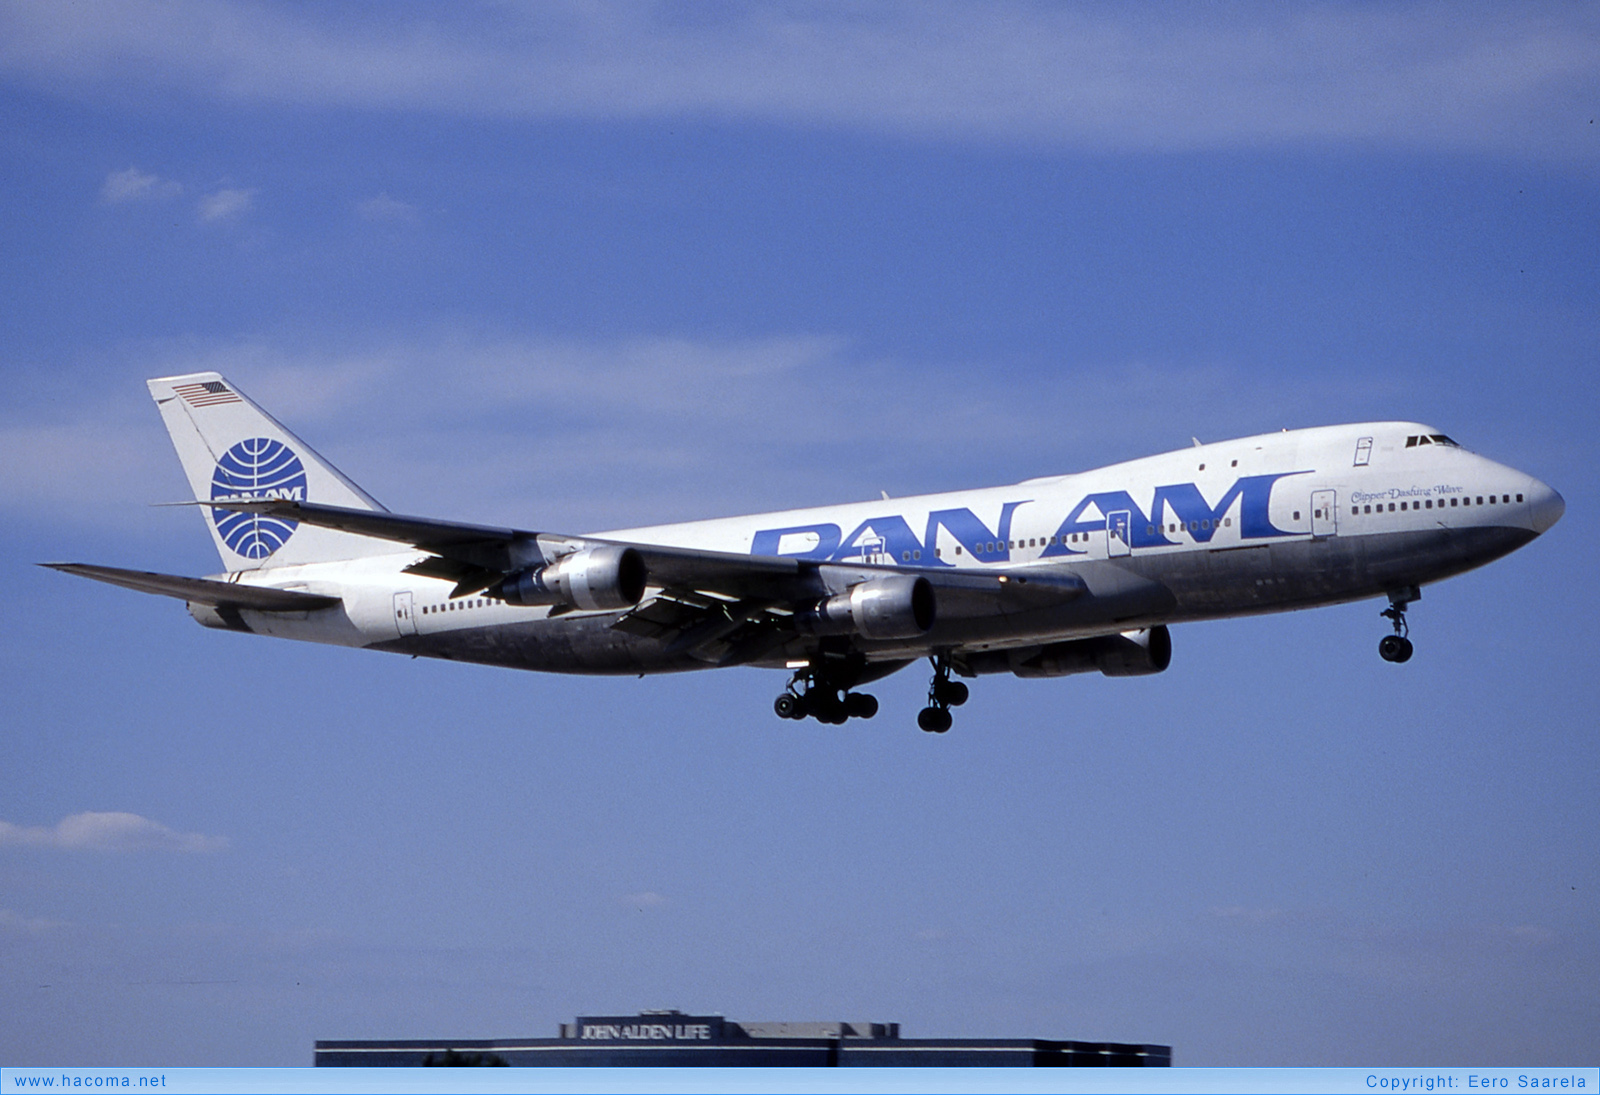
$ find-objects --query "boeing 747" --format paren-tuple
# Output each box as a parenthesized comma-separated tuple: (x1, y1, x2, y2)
(48, 373, 1564, 732)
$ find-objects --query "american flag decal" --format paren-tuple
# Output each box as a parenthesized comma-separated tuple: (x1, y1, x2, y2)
(172, 380, 243, 407)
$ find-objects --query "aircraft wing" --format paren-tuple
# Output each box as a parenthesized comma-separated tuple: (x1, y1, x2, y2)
(209, 498, 1087, 615)
(43, 563, 342, 611)
(206, 499, 815, 600)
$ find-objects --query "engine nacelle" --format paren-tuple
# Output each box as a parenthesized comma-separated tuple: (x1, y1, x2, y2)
(497, 545, 647, 611)
(971, 625, 1172, 679)
(795, 575, 936, 640)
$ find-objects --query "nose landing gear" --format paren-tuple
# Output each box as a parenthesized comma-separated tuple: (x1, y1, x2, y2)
(1378, 586, 1418, 663)
(917, 654, 968, 733)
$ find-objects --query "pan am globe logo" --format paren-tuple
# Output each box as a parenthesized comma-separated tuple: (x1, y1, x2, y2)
(210, 438, 307, 559)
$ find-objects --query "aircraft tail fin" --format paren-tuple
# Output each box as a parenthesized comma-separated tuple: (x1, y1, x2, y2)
(147, 372, 398, 571)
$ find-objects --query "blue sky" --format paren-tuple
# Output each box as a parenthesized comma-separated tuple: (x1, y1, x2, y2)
(2, 1, 1596, 1067)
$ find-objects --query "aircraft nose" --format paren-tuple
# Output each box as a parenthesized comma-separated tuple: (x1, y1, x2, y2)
(1527, 478, 1565, 534)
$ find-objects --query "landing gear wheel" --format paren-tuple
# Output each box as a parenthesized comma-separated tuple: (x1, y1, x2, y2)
(1378, 635, 1414, 663)
(811, 693, 845, 724)
(919, 653, 966, 733)
(844, 692, 879, 719)
(1378, 586, 1419, 665)
(774, 693, 803, 719)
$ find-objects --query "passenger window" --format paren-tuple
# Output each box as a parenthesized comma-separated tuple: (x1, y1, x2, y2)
(1516, 493, 1524, 502)
(1450, 498, 1457, 506)
(1389, 503, 1396, 512)
(1293, 511, 1300, 521)
(1502, 495, 1510, 504)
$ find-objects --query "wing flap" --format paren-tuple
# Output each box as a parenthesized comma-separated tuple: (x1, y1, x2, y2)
(44, 563, 342, 611)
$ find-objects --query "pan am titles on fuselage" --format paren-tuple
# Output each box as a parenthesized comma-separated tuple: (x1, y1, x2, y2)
(48, 374, 1564, 733)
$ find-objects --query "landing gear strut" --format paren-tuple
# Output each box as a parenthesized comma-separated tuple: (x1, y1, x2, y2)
(1378, 586, 1418, 663)
(774, 663, 878, 724)
(917, 654, 968, 733)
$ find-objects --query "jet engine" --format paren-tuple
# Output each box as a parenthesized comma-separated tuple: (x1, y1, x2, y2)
(795, 575, 936, 640)
(496, 545, 647, 611)
(969, 625, 1172, 678)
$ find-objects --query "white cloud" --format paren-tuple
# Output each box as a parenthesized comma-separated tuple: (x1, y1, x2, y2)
(0, 908, 63, 934)
(356, 192, 418, 222)
(0, 395, 189, 534)
(99, 166, 181, 204)
(0, 812, 228, 853)
(198, 187, 255, 222)
(1, 2, 1596, 161)
(0, 328, 1362, 535)
(1211, 904, 1293, 927)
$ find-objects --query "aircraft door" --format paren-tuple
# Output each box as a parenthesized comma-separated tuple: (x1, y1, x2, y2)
(1107, 510, 1132, 558)
(860, 534, 888, 566)
(1311, 490, 1338, 538)
(393, 591, 418, 637)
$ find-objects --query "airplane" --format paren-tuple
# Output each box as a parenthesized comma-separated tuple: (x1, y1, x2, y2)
(48, 372, 1564, 732)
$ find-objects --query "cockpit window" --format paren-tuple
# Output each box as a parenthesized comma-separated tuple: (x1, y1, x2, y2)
(1405, 434, 1460, 448)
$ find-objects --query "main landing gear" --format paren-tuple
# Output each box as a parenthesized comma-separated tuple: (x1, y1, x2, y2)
(774, 665, 878, 725)
(917, 654, 968, 733)
(1378, 586, 1419, 663)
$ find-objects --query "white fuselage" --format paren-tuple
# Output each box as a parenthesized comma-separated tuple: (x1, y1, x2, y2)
(201, 422, 1562, 675)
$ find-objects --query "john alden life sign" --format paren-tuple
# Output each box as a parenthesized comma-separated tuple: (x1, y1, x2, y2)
(575, 1015, 723, 1042)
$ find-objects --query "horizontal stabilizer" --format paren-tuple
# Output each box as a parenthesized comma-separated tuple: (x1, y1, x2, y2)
(43, 563, 342, 611)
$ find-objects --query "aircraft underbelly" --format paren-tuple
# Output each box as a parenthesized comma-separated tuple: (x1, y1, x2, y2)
(371, 613, 705, 675)
(1152, 525, 1534, 620)
(362, 526, 1536, 675)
